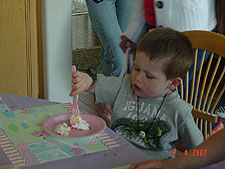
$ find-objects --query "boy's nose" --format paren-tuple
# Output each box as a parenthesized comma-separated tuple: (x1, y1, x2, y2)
(135, 72, 143, 82)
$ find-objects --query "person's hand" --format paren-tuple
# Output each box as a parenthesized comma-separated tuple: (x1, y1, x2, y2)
(128, 160, 174, 169)
(120, 35, 137, 53)
(0, 165, 18, 169)
(70, 71, 93, 96)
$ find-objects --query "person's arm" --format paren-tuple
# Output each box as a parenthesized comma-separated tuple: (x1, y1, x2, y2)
(175, 128, 225, 169)
(129, 128, 225, 169)
(123, 0, 149, 44)
(70, 71, 95, 96)
(0, 165, 17, 169)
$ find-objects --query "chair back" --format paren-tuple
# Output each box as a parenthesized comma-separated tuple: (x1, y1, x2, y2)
(178, 31, 225, 140)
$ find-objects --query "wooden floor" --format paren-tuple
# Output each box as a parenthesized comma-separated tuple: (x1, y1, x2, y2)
(72, 14, 101, 49)
(72, 14, 100, 114)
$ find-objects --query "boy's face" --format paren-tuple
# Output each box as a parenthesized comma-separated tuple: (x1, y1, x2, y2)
(131, 52, 171, 98)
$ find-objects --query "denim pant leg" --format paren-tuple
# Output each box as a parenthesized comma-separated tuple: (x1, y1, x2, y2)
(86, 0, 135, 77)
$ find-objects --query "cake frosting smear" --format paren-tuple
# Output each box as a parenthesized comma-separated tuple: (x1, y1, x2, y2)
(55, 123, 71, 136)
(54, 112, 90, 136)
(70, 114, 90, 130)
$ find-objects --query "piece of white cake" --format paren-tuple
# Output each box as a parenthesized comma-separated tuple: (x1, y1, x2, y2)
(70, 114, 90, 130)
(54, 123, 71, 136)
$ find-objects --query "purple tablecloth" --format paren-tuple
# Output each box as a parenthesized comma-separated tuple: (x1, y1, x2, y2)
(0, 93, 225, 169)
(0, 93, 149, 169)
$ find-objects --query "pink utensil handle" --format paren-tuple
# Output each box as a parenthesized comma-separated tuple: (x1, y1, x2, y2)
(72, 65, 79, 112)
(75, 95, 78, 108)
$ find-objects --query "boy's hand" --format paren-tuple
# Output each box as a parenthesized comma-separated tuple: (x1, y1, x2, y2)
(70, 71, 93, 96)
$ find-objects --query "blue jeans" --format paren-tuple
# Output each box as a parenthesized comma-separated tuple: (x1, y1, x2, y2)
(86, 0, 135, 77)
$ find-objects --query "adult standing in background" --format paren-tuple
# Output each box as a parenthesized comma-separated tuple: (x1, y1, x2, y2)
(85, 0, 135, 126)
(120, 0, 217, 52)
(86, 0, 135, 77)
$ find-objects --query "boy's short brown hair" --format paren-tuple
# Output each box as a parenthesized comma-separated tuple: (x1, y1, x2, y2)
(136, 27, 194, 79)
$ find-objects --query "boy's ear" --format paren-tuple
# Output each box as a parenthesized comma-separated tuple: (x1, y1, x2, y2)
(168, 77, 182, 90)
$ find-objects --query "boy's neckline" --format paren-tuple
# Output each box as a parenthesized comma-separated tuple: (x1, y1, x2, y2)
(136, 90, 174, 99)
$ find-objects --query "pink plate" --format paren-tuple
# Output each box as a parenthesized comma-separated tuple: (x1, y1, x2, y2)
(43, 113, 106, 139)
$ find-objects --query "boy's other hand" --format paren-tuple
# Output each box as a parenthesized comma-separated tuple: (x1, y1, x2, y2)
(70, 71, 93, 96)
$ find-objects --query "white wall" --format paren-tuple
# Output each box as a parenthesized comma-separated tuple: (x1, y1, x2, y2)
(41, 0, 73, 103)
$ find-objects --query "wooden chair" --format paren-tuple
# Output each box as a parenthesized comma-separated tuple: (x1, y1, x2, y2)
(177, 31, 225, 140)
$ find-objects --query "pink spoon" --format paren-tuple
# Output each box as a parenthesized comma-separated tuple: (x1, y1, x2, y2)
(72, 65, 79, 116)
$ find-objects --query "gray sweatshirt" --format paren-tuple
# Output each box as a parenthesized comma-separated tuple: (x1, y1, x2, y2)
(95, 74, 203, 159)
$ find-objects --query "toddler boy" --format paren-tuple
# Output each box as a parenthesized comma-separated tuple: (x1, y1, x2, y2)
(70, 27, 203, 159)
